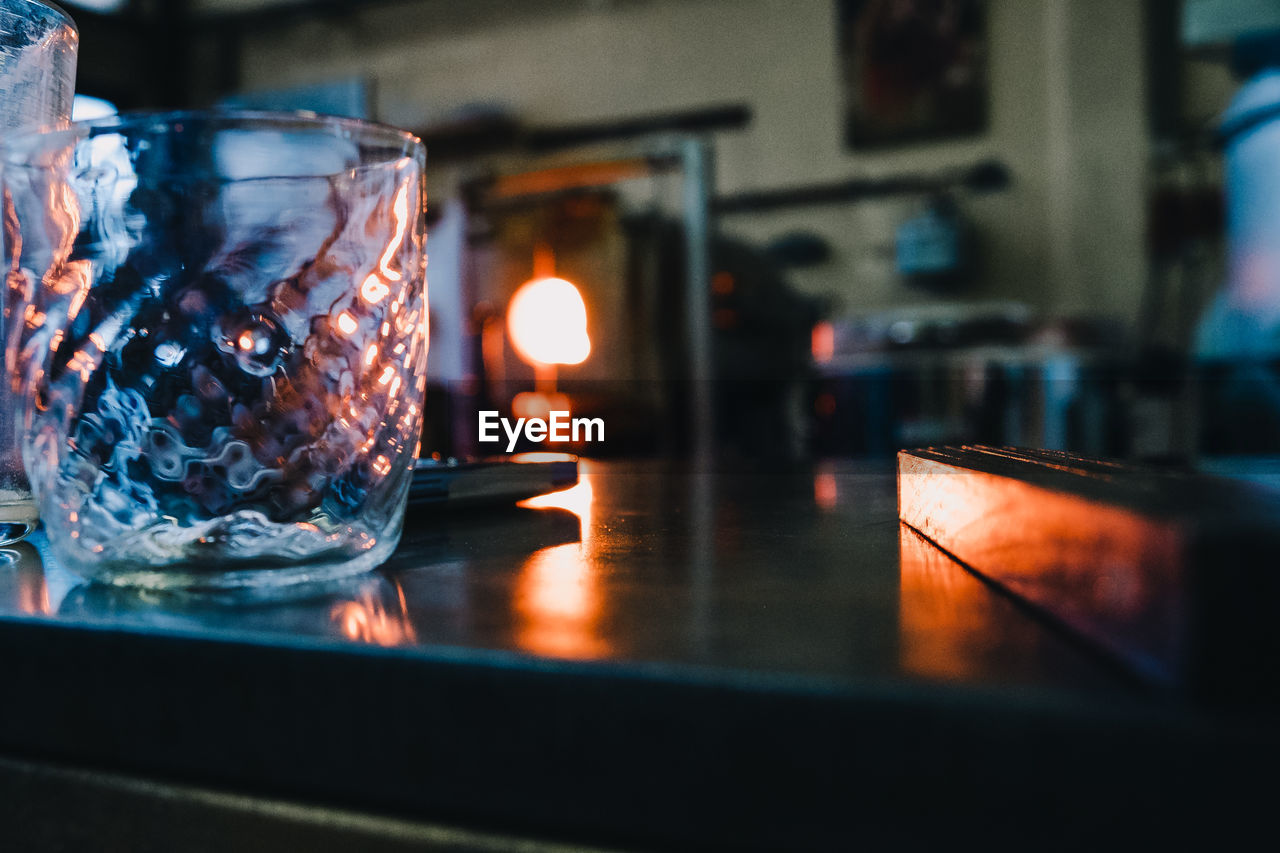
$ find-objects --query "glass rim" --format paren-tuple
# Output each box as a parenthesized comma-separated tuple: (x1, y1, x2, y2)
(1, 0, 77, 33)
(0, 108, 425, 171)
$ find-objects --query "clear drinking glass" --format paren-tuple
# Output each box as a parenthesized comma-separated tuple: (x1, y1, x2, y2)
(1, 111, 428, 589)
(0, 0, 77, 544)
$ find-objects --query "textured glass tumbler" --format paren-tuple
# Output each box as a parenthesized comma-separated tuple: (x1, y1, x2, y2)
(1, 111, 427, 589)
(0, 0, 77, 544)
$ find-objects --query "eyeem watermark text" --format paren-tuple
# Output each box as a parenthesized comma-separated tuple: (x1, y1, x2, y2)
(478, 411, 604, 452)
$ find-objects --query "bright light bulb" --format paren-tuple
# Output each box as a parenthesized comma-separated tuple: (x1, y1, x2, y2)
(506, 276, 591, 366)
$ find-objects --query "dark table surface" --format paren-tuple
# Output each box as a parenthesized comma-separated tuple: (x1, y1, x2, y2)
(1, 459, 1277, 849)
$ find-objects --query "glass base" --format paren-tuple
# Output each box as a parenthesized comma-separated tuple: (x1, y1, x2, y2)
(0, 522, 36, 546)
(0, 493, 38, 546)
(69, 549, 392, 595)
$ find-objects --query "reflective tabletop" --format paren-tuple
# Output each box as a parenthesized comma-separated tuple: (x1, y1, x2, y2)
(2, 460, 1274, 849)
(1, 459, 1118, 693)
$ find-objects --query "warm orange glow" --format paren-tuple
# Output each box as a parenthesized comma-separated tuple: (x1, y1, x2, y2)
(361, 273, 391, 305)
(515, 474, 606, 659)
(506, 276, 591, 367)
(491, 159, 655, 200)
(814, 470, 838, 510)
(10, 551, 51, 617)
(67, 349, 94, 383)
(520, 476, 593, 522)
(336, 311, 358, 336)
(377, 366, 395, 385)
(898, 522, 991, 682)
(377, 183, 411, 283)
(509, 452, 577, 464)
(812, 321, 835, 364)
(511, 390, 572, 422)
(898, 452, 1171, 625)
(330, 580, 415, 647)
(66, 265, 91, 320)
(364, 343, 378, 366)
(237, 331, 255, 351)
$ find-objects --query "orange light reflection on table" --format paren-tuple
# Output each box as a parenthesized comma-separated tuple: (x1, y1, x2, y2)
(514, 474, 609, 659)
(813, 469, 838, 510)
(330, 579, 416, 647)
(898, 523, 990, 681)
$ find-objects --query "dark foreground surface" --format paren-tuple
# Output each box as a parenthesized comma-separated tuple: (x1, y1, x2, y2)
(1, 460, 1276, 850)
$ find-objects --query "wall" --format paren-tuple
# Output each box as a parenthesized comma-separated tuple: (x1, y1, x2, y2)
(234, 0, 1150, 323)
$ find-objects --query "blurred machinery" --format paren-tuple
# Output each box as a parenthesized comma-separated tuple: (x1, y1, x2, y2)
(810, 304, 1129, 458)
(423, 137, 721, 460)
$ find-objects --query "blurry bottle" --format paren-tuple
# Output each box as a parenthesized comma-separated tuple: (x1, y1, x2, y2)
(1196, 33, 1280, 454)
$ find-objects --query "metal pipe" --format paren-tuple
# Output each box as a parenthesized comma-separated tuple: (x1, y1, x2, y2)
(681, 137, 715, 462)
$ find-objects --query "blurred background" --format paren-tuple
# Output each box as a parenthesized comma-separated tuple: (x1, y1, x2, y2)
(60, 0, 1280, 464)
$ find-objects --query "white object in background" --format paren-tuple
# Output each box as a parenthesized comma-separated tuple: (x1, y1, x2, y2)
(71, 92, 115, 119)
(1197, 67, 1280, 359)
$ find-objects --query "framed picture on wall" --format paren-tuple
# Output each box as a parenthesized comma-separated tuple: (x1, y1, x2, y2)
(839, 0, 989, 149)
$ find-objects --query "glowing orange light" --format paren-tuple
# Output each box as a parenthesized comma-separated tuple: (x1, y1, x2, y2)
(15, 563, 50, 616)
(336, 311, 358, 336)
(812, 321, 835, 364)
(520, 476, 593, 526)
(510, 451, 576, 464)
(515, 474, 606, 659)
(814, 471, 838, 510)
(378, 366, 395, 385)
(511, 390, 572, 422)
(330, 581, 415, 647)
(364, 343, 378, 366)
(58, 260, 93, 319)
(506, 276, 591, 366)
(361, 274, 391, 305)
(377, 183, 411, 283)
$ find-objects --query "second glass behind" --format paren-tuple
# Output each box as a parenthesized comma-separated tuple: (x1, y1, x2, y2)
(1, 111, 428, 590)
